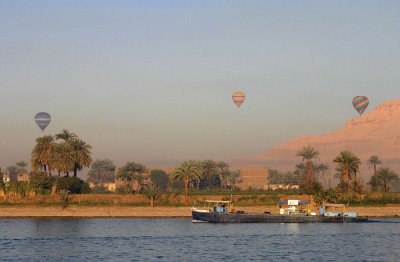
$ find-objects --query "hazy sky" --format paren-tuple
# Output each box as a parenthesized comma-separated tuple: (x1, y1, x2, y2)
(1, 1, 399, 169)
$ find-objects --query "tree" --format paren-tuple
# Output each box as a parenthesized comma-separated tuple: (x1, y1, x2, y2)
(31, 135, 56, 176)
(268, 168, 283, 184)
(143, 184, 163, 207)
(170, 160, 202, 206)
(294, 162, 307, 181)
(56, 130, 92, 177)
(283, 171, 300, 186)
(227, 170, 242, 189)
(296, 145, 320, 193)
(6, 165, 18, 179)
(390, 178, 400, 192)
(116, 162, 148, 193)
(216, 161, 230, 189)
(52, 142, 75, 177)
(333, 151, 361, 191)
(367, 155, 382, 176)
(88, 159, 116, 185)
(149, 169, 169, 190)
(15, 161, 28, 174)
(368, 174, 380, 192)
(201, 160, 218, 188)
(31, 131, 92, 179)
(370, 167, 399, 193)
(314, 188, 338, 206)
(71, 139, 92, 177)
(56, 129, 77, 142)
(56, 177, 91, 194)
(315, 163, 329, 189)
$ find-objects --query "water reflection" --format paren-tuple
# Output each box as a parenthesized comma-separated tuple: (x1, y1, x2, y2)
(285, 223, 300, 234)
(30, 218, 88, 237)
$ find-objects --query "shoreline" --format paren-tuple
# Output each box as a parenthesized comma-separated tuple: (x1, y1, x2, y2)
(1, 205, 399, 218)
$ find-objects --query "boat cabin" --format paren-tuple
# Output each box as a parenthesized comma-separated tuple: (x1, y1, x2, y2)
(204, 200, 233, 213)
(320, 203, 358, 217)
(277, 200, 311, 215)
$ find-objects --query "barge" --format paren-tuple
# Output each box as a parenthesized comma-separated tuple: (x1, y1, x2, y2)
(192, 200, 368, 223)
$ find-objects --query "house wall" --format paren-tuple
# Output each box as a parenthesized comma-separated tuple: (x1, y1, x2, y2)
(236, 167, 269, 190)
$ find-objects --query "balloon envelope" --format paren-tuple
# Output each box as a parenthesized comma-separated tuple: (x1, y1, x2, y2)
(352, 96, 369, 115)
(232, 91, 245, 108)
(34, 112, 51, 131)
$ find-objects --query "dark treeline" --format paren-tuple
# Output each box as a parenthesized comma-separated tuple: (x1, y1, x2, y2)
(269, 146, 400, 195)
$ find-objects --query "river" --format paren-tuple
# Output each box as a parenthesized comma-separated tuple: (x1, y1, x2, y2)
(0, 218, 399, 261)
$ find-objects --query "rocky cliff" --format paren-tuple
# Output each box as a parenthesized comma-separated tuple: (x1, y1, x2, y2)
(258, 99, 400, 174)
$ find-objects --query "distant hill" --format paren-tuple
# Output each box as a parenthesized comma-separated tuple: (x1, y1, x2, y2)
(257, 99, 400, 177)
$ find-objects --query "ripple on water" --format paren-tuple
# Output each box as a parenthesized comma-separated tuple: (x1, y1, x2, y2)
(0, 218, 399, 261)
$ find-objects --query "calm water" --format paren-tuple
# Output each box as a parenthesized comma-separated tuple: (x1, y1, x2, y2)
(0, 218, 399, 261)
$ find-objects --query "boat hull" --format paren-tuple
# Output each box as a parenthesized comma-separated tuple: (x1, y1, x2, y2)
(192, 211, 368, 223)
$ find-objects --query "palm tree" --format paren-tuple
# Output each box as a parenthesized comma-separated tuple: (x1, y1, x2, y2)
(15, 161, 28, 174)
(315, 163, 329, 189)
(31, 131, 93, 179)
(71, 139, 93, 177)
(268, 168, 284, 184)
(296, 145, 319, 193)
(376, 167, 399, 193)
(227, 170, 242, 189)
(116, 164, 134, 193)
(368, 174, 380, 191)
(88, 159, 116, 185)
(333, 151, 361, 191)
(52, 142, 75, 177)
(6, 165, 18, 178)
(201, 160, 218, 188)
(216, 161, 230, 189)
(143, 184, 163, 207)
(56, 129, 77, 142)
(31, 135, 56, 176)
(170, 160, 202, 206)
(116, 162, 148, 193)
(57, 130, 92, 177)
(283, 171, 300, 187)
(294, 162, 306, 178)
(367, 155, 382, 176)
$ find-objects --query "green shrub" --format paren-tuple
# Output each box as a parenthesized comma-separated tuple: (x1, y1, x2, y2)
(56, 177, 91, 194)
(30, 172, 53, 194)
(115, 185, 131, 194)
(5, 181, 32, 196)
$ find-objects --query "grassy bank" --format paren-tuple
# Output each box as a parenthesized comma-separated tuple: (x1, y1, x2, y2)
(0, 192, 399, 207)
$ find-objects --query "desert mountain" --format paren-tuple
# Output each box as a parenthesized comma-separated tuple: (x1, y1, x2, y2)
(259, 99, 400, 176)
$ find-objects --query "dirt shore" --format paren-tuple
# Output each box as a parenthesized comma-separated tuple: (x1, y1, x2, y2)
(0, 205, 399, 218)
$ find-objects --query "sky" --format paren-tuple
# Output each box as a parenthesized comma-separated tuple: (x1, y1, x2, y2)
(1, 1, 399, 169)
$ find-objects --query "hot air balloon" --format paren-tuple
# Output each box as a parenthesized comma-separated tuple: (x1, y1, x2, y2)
(34, 112, 51, 131)
(352, 96, 369, 115)
(232, 91, 245, 108)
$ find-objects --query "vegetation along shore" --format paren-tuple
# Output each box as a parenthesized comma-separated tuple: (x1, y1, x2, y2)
(1, 130, 400, 218)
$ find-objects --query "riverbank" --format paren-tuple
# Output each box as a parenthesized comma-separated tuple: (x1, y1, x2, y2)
(1, 205, 399, 218)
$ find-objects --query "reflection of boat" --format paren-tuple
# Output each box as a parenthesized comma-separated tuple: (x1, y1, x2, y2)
(191, 200, 368, 223)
